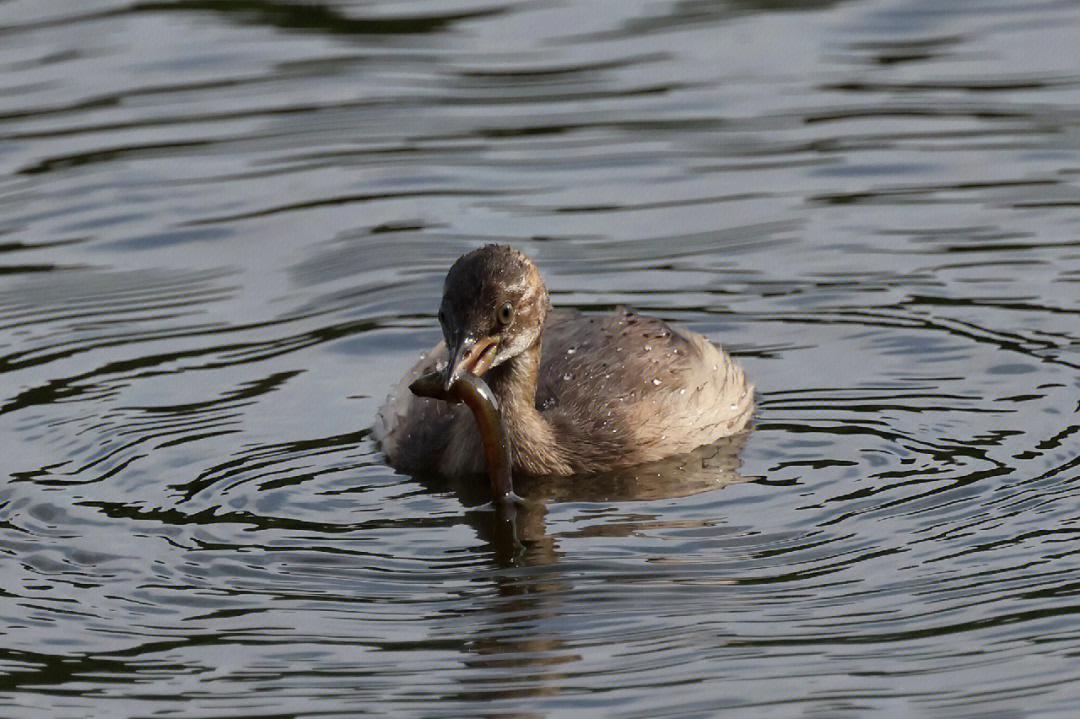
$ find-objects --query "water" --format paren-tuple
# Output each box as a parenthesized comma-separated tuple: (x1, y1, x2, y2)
(2, 0, 1080, 716)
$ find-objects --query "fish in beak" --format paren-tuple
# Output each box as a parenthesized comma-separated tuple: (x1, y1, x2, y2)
(442, 335, 499, 392)
(409, 368, 516, 504)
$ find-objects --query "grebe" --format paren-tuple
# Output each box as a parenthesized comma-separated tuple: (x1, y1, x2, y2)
(374, 245, 753, 491)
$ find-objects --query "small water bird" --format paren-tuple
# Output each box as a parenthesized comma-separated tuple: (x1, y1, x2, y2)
(374, 245, 753, 499)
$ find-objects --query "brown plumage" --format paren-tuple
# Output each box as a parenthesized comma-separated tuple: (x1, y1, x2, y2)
(374, 245, 754, 478)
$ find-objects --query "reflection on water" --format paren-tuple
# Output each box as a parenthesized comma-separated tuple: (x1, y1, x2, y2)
(435, 434, 751, 566)
(2, 0, 1080, 716)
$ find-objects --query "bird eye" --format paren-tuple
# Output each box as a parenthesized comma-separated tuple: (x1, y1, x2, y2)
(497, 302, 515, 326)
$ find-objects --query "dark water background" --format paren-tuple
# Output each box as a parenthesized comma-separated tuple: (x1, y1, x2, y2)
(2, 0, 1080, 716)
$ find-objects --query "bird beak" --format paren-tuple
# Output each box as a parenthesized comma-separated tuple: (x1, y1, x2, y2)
(443, 335, 498, 392)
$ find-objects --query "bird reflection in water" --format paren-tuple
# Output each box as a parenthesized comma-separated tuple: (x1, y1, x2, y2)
(419, 433, 753, 707)
(468, 432, 753, 567)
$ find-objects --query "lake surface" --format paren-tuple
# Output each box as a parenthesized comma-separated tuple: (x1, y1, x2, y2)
(2, 0, 1080, 716)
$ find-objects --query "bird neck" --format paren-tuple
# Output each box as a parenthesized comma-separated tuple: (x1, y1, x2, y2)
(485, 339, 571, 476)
